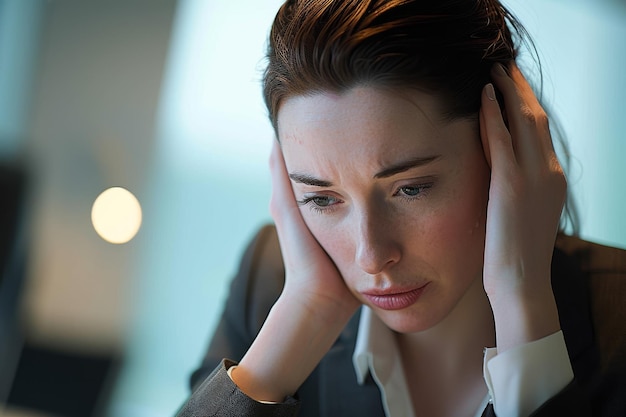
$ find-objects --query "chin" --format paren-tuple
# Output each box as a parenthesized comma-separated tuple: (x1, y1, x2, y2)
(376, 309, 444, 334)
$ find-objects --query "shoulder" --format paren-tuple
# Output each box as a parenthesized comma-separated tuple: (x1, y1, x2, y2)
(555, 234, 626, 275)
(553, 234, 626, 370)
(552, 235, 626, 414)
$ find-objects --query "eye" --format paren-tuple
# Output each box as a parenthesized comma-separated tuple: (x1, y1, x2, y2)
(400, 186, 423, 196)
(395, 183, 433, 199)
(309, 196, 337, 207)
(297, 194, 342, 213)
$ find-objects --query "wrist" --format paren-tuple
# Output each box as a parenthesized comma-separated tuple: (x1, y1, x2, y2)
(489, 283, 561, 353)
(233, 293, 356, 402)
(279, 284, 360, 326)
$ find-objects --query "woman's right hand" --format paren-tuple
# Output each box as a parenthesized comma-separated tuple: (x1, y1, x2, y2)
(231, 141, 359, 403)
(269, 140, 361, 321)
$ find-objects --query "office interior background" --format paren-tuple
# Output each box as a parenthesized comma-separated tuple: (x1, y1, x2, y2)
(0, 0, 624, 416)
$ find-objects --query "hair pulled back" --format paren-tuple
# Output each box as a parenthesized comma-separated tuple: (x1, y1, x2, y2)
(263, 0, 528, 130)
(262, 0, 579, 233)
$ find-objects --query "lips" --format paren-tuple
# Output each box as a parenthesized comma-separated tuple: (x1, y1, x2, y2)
(361, 283, 430, 311)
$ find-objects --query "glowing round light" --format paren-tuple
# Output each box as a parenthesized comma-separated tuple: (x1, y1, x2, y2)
(91, 187, 142, 244)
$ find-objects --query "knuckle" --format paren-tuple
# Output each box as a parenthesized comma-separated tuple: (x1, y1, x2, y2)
(519, 105, 535, 123)
(536, 111, 549, 128)
(519, 104, 549, 127)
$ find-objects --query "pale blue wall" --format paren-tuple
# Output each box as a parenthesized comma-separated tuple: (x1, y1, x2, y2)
(108, 1, 284, 416)
(0, 0, 44, 158)
(506, 0, 626, 249)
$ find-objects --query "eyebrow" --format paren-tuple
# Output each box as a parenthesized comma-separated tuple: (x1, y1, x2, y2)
(288, 173, 333, 187)
(288, 155, 441, 187)
(373, 155, 441, 179)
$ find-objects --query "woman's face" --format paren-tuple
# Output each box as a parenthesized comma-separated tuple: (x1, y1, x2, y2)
(277, 87, 491, 333)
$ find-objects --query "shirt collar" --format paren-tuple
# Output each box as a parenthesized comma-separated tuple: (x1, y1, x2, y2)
(352, 306, 415, 417)
(353, 305, 391, 384)
(352, 306, 491, 417)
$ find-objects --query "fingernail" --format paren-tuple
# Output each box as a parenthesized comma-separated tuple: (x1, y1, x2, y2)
(485, 83, 496, 101)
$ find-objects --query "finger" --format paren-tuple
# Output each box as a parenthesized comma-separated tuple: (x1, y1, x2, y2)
(491, 63, 552, 166)
(269, 140, 298, 216)
(268, 140, 319, 266)
(269, 140, 303, 235)
(507, 63, 556, 159)
(480, 82, 516, 174)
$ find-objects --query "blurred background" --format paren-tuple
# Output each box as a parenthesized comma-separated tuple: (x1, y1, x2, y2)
(0, 0, 624, 416)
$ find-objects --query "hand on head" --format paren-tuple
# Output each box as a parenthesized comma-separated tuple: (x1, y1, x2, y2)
(269, 141, 361, 320)
(479, 62, 565, 351)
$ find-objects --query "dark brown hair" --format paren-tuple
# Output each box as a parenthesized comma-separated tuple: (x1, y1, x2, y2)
(263, 0, 578, 233)
(263, 0, 528, 131)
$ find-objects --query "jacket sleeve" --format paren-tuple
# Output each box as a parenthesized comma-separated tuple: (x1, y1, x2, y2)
(176, 359, 300, 417)
(481, 380, 591, 417)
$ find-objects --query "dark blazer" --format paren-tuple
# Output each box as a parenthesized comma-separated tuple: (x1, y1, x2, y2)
(178, 225, 626, 416)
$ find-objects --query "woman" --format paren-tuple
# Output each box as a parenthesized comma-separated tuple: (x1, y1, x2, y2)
(177, 0, 625, 415)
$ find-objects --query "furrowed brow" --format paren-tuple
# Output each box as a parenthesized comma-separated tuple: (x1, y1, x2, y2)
(288, 173, 333, 187)
(374, 155, 441, 179)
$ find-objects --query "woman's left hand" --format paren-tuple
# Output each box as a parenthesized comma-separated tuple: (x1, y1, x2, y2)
(479, 63, 566, 351)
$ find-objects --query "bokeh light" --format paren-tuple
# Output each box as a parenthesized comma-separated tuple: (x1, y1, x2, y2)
(91, 187, 142, 244)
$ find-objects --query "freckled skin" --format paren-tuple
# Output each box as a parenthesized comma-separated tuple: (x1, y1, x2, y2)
(277, 87, 492, 334)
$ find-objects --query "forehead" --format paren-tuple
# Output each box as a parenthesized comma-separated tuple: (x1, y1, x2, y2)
(277, 87, 446, 137)
(276, 87, 475, 162)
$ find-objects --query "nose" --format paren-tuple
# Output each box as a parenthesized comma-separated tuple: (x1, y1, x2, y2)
(354, 207, 401, 275)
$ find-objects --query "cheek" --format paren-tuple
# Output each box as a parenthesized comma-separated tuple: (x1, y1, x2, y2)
(427, 201, 486, 257)
(300, 211, 353, 265)
(427, 166, 490, 268)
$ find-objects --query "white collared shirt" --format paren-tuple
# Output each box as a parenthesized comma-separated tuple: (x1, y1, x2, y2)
(352, 306, 573, 417)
